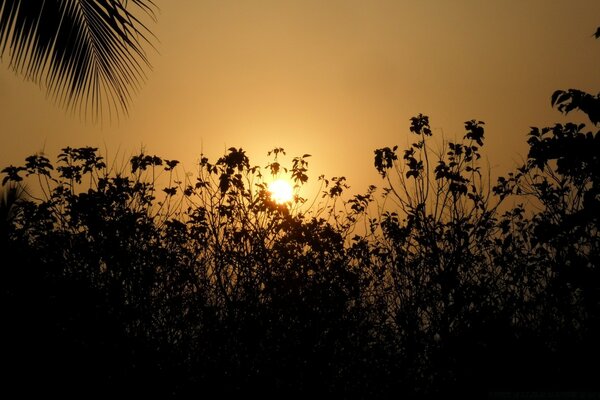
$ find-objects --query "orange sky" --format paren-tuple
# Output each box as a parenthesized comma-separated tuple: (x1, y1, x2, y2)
(1, 0, 599, 195)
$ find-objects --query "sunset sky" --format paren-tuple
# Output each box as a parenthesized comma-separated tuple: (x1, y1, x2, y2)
(1, 0, 599, 195)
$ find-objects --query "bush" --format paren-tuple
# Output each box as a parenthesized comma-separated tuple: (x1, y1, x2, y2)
(2, 31, 599, 398)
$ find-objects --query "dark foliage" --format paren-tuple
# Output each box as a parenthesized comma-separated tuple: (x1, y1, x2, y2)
(0, 0, 157, 121)
(1, 25, 599, 400)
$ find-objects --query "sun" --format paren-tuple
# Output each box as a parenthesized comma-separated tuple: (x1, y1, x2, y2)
(268, 179, 294, 204)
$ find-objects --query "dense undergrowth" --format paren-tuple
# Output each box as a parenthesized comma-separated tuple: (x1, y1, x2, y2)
(2, 51, 599, 400)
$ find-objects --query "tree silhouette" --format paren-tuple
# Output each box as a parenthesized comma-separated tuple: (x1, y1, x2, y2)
(0, 0, 157, 122)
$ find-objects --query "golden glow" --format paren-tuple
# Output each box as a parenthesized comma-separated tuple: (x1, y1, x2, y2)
(268, 179, 294, 204)
(1, 3, 598, 196)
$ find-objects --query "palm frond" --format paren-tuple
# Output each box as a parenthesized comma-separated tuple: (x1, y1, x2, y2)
(0, 183, 24, 223)
(0, 0, 157, 122)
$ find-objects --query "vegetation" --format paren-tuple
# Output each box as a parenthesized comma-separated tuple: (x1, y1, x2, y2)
(0, 0, 157, 121)
(1, 23, 598, 400)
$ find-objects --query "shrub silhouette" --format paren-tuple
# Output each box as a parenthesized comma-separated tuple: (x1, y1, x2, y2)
(1, 146, 374, 397)
(2, 28, 599, 400)
(491, 75, 600, 391)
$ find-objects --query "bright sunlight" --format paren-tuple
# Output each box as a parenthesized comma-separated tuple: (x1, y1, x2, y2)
(268, 179, 293, 204)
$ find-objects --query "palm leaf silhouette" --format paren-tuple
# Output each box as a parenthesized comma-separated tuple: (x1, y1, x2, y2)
(0, 183, 24, 242)
(0, 0, 157, 122)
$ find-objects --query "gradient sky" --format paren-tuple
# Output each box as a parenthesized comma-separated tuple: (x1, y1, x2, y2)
(1, 0, 599, 195)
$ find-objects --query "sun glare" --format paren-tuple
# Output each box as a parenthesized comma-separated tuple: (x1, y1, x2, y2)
(268, 179, 293, 204)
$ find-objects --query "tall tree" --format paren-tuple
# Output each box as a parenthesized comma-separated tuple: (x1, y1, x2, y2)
(0, 0, 157, 122)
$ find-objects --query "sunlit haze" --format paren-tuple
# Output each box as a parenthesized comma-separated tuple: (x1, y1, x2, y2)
(2, 0, 599, 194)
